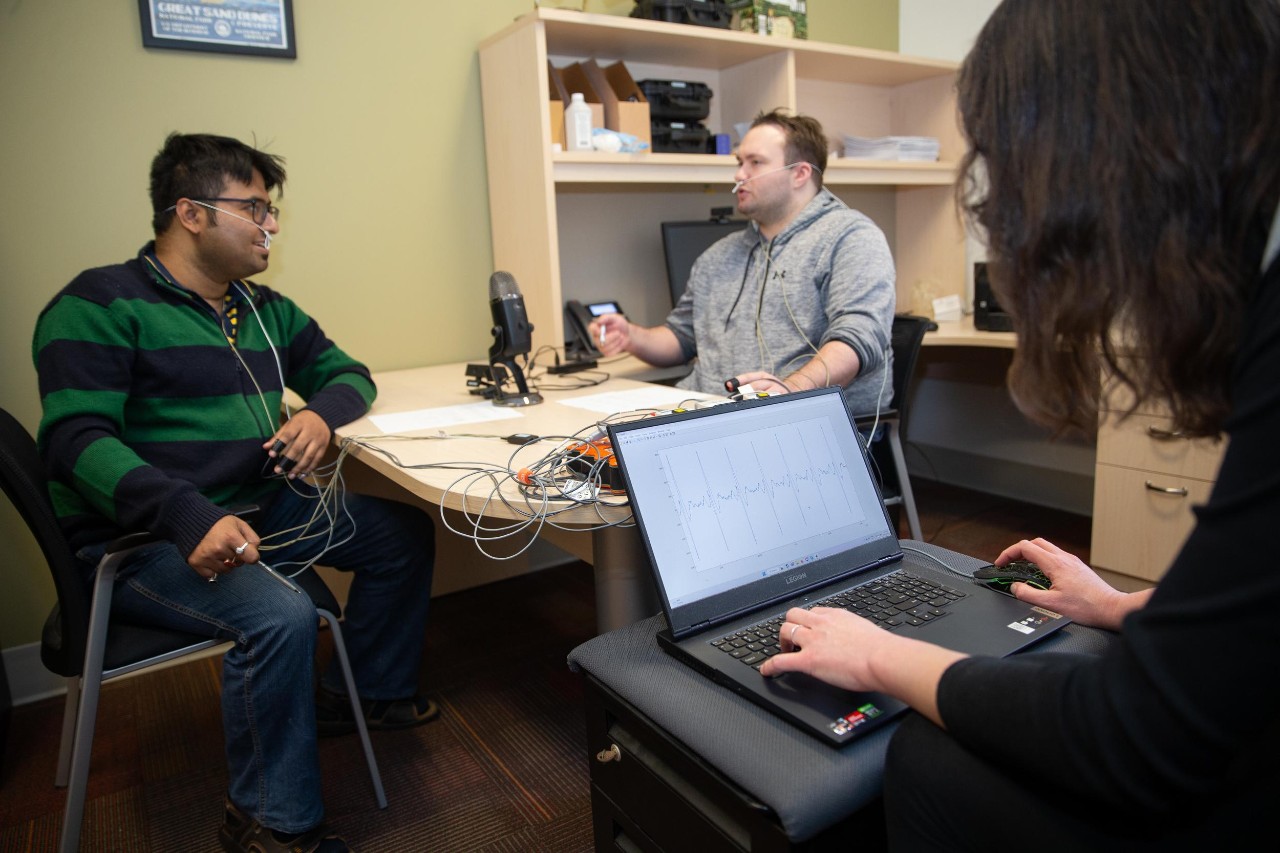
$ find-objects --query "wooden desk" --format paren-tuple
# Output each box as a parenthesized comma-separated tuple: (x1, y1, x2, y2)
(334, 362, 714, 632)
(924, 315, 1017, 349)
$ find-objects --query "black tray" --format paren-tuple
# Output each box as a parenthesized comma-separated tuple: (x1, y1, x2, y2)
(631, 0, 732, 29)
(638, 79, 713, 121)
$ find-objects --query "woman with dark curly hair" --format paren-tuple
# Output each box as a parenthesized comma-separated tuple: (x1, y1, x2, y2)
(760, 0, 1280, 848)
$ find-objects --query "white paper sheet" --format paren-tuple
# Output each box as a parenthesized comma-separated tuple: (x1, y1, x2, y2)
(368, 402, 522, 434)
(557, 387, 717, 415)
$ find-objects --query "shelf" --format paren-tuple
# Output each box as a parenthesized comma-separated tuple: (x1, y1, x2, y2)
(479, 7, 967, 352)
(515, 8, 957, 86)
(552, 152, 957, 186)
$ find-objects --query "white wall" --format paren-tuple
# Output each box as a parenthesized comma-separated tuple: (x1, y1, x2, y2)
(900, 0, 1000, 61)
(901, 0, 1001, 295)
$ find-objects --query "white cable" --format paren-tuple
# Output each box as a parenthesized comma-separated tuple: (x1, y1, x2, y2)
(752, 237, 891, 434)
(898, 543, 974, 579)
(235, 281, 292, 420)
(224, 337, 280, 438)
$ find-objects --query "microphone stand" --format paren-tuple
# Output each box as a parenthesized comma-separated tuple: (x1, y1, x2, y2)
(489, 330, 542, 407)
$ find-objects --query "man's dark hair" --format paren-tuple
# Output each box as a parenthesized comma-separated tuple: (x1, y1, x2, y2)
(956, 0, 1280, 438)
(149, 133, 287, 234)
(750, 109, 828, 189)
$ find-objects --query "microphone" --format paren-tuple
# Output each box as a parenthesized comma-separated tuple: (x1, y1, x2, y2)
(486, 271, 541, 406)
(488, 271, 533, 361)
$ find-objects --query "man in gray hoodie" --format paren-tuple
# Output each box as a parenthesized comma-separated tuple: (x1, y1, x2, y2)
(591, 110, 896, 415)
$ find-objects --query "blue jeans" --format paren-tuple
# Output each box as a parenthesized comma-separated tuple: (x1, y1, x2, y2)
(84, 486, 435, 833)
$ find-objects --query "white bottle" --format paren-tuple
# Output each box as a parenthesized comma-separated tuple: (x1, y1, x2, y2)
(565, 92, 593, 151)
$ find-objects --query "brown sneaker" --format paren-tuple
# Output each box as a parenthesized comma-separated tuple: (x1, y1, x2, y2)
(218, 797, 351, 853)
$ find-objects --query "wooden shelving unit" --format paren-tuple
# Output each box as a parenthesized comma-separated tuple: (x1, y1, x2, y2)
(478, 8, 965, 349)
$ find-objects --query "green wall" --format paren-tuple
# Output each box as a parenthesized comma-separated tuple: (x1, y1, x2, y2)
(812, 0, 899, 52)
(0, 1, 896, 654)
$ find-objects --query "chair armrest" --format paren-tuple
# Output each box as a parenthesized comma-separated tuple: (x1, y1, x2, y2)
(101, 504, 261, 556)
(102, 531, 160, 555)
(227, 504, 262, 526)
(852, 408, 899, 427)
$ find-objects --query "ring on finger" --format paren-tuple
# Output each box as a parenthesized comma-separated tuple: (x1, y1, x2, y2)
(789, 624, 801, 646)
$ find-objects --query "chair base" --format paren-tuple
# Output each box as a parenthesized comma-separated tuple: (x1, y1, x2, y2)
(55, 559, 385, 853)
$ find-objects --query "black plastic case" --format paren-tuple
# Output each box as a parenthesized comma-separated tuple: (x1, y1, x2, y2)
(650, 121, 711, 154)
(638, 79, 713, 122)
(631, 0, 733, 29)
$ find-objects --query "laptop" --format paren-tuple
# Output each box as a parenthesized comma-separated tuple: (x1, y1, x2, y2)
(606, 387, 1071, 746)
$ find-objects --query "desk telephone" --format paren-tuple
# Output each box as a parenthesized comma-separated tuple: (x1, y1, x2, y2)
(564, 299, 624, 366)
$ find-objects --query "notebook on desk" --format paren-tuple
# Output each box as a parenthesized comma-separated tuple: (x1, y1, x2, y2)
(607, 387, 1071, 746)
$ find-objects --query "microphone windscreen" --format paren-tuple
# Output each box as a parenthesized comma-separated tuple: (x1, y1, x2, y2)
(489, 271, 519, 300)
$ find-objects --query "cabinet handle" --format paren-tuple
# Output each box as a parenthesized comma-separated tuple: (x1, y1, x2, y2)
(1144, 480, 1188, 497)
(595, 743, 622, 764)
(1146, 426, 1186, 441)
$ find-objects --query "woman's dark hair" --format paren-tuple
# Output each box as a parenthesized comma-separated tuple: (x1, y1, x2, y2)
(956, 0, 1280, 437)
(751, 109, 828, 189)
(149, 133, 286, 234)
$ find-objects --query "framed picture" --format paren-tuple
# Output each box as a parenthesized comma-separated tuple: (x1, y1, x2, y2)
(138, 0, 296, 59)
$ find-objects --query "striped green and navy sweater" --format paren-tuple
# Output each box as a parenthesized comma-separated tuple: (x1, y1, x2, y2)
(33, 244, 376, 563)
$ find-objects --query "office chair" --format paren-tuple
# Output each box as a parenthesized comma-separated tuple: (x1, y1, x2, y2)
(0, 407, 386, 853)
(853, 314, 930, 540)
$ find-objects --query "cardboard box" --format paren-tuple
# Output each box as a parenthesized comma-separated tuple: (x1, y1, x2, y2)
(548, 62, 604, 148)
(556, 62, 606, 144)
(582, 60, 652, 147)
(728, 0, 808, 39)
(548, 62, 566, 148)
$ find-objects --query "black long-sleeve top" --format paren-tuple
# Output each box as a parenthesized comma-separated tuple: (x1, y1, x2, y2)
(937, 256, 1280, 821)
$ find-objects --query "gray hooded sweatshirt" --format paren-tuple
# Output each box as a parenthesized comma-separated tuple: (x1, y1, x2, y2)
(665, 188, 896, 414)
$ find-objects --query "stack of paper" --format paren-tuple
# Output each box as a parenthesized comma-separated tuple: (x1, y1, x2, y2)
(842, 135, 940, 162)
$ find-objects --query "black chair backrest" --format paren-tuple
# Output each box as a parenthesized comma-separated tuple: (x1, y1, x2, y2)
(0, 407, 88, 677)
(888, 314, 931, 437)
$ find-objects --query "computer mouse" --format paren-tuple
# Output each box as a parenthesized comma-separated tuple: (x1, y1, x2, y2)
(972, 559, 1052, 590)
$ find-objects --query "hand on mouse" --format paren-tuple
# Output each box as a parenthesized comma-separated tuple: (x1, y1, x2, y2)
(993, 538, 1151, 631)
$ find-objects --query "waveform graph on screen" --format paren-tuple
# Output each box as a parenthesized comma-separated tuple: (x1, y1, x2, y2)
(662, 416, 866, 570)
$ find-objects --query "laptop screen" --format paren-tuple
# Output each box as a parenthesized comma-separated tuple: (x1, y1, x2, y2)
(609, 388, 901, 636)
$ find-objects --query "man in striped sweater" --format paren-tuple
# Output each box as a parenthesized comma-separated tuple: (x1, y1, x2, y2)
(33, 133, 435, 853)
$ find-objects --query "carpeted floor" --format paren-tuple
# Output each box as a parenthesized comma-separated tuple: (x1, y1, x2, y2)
(0, 478, 1095, 852)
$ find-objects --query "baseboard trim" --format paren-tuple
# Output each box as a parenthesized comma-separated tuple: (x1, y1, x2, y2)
(3, 642, 65, 707)
(906, 443, 1094, 516)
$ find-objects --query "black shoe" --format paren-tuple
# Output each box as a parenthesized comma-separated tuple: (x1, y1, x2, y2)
(219, 797, 351, 852)
(315, 687, 440, 737)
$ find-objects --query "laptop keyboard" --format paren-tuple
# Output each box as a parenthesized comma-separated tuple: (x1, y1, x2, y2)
(709, 570, 969, 671)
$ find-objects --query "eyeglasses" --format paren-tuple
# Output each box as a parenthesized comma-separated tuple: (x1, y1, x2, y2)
(191, 197, 280, 225)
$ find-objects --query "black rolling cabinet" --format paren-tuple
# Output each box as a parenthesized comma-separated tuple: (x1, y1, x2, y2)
(582, 673, 887, 852)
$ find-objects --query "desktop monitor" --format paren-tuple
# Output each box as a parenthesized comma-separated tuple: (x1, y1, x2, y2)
(661, 218, 750, 308)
